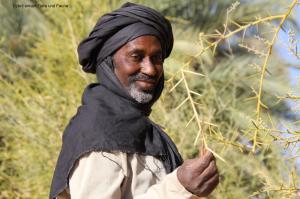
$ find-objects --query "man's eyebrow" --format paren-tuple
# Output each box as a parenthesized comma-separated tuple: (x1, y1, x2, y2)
(127, 48, 162, 55)
(128, 48, 145, 54)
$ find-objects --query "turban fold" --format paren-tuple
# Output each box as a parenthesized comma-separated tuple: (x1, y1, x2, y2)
(77, 2, 174, 73)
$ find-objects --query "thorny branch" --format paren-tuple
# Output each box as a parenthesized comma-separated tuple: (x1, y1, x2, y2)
(167, 0, 299, 165)
(252, 0, 298, 152)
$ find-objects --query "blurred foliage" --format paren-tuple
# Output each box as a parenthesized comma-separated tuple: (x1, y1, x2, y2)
(1, 0, 300, 198)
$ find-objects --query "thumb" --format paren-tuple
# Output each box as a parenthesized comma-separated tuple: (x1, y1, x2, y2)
(199, 145, 207, 158)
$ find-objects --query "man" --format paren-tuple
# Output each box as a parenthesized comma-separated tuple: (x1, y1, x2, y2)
(50, 2, 219, 199)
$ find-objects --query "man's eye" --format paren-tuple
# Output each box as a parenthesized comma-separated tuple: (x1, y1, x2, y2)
(131, 54, 142, 61)
(153, 54, 163, 63)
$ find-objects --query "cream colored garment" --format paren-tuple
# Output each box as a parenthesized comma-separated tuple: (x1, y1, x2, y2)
(62, 151, 199, 199)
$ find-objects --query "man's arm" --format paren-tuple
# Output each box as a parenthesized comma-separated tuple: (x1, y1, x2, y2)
(69, 151, 199, 199)
(69, 151, 124, 199)
(134, 168, 199, 199)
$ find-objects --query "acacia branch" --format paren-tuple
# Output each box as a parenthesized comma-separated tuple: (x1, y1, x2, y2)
(252, 0, 298, 152)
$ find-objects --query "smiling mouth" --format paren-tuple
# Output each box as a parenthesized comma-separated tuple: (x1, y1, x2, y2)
(135, 79, 156, 90)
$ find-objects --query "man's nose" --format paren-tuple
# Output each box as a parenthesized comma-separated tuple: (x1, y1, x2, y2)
(141, 58, 157, 77)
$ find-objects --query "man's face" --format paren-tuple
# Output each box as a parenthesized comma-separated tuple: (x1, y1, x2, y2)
(113, 35, 163, 104)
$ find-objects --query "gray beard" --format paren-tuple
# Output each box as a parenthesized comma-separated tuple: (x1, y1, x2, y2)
(126, 83, 153, 104)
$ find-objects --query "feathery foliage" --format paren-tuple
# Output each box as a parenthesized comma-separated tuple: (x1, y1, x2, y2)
(1, 0, 300, 198)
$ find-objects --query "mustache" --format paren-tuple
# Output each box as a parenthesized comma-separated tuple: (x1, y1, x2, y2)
(128, 73, 157, 83)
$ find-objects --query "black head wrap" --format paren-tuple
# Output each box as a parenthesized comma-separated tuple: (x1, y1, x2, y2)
(78, 2, 173, 73)
(49, 3, 182, 199)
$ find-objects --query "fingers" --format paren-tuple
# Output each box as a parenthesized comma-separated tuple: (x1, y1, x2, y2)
(196, 172, 220, 197)
(193, 151, 215, 174)
(200, 150, 214, 161)
(199, 159, 218, 183)
(193, 157, 218, 190)
(190, 161, 219, 197)
(199, 145, 206, 157)
(194, 151, 218, 190)
(177, 151, 219, 198)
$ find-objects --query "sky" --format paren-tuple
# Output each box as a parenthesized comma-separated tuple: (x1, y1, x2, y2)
(277, 5, 300, 86)
(274, 4, 300, 165)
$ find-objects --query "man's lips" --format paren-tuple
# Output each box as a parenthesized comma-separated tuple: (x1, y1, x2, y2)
(135, 79, 156, 90)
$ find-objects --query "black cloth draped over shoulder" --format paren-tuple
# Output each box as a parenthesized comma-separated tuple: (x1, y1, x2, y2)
(49, 2, 182, 199)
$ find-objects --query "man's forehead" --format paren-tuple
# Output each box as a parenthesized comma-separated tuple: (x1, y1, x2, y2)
(124, 36, 162, 53)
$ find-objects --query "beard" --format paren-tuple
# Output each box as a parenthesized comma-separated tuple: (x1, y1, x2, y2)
(127, 83, 153, 104)
(126, 73, 156, 104)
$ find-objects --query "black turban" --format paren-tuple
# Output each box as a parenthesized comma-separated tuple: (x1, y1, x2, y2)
(77, 2, 174, 73)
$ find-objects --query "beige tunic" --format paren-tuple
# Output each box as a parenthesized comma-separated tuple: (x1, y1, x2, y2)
(60, 151, 199, 199)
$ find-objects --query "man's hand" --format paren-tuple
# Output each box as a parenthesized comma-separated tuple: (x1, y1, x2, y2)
(177, 150, 219, 197)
